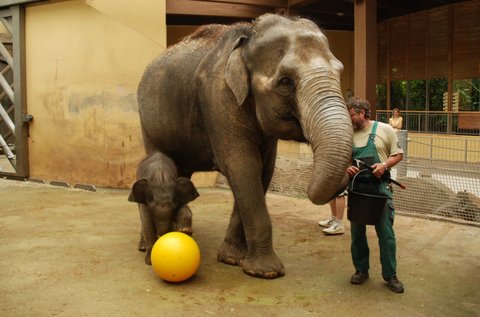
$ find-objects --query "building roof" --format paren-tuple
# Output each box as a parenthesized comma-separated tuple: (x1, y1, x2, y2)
(166, 0, 470, 30)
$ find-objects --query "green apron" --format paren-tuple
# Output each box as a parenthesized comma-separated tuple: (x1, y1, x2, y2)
(350, 121, 397, 280)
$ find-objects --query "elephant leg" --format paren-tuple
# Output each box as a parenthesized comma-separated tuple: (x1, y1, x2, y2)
(172, 205, 193, 235)
(140, 126, 158, 155)
(240, 144, 284, 278)
(138, 204, 156, 265)
(138, 225, 146, 252)
(260, 141, 277, 194)
(137, 204, 146, 251)
(217, 143, 284, 278)
(217, 142, 277, 266)
(217, 202, 247, 265)
(238, 192, 285, 279)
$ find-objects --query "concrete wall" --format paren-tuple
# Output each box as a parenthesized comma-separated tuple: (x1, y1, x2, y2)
(26, 0, 166, 188)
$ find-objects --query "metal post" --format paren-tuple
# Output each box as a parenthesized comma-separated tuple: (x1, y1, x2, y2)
(12, 6, 28, 178)
(430, 135, 433, 160)
(465, 139, 468, 162)
(396, 130, 408, 177)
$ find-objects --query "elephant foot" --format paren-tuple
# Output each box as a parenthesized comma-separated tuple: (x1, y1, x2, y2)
(177, 227, 193, 236)
(241, 252, 285, 279)
(217, 241, 247, 266)
(145, 252, 152, 265)
(138, 238, 146, 252)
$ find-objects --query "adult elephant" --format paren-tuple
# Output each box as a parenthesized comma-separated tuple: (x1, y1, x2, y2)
(137, 14, 353, 279)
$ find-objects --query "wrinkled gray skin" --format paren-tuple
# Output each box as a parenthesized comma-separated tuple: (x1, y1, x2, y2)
(137, 14, 353, 278)
(128, 151, 199, 265)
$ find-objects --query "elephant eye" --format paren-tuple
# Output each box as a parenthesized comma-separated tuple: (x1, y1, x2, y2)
(277, 76, 295, 95)
(278, 76, 293, 87)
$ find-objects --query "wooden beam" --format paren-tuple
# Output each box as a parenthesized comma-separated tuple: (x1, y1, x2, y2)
(201, 0, 286, 7)
(299, 1, 353, 15)
(288, 0, 318, 8)
(166, 0, 275, 18)
(354, 0, 377, 109)
(301, 9, 353, 17)
(306, 13, 353, 29)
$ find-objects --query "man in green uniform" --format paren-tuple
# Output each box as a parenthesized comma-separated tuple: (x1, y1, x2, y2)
(346, 97, 405, 293)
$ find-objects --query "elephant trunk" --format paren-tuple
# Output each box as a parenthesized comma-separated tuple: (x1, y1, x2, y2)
(297, 68, 353, 205)
(155, 220, 171, 238)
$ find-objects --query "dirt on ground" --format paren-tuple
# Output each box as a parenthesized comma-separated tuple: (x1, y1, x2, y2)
(1, 178, 479, 316)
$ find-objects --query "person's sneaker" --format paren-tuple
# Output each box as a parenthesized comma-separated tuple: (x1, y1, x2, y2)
(350, 271, 369, 285)
(322, 221, 345, 235)
(318, 217, 334, 227)
(386, 276, 404, 293)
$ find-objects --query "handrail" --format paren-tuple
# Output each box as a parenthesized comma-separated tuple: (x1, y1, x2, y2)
(375, 110, 480, 136)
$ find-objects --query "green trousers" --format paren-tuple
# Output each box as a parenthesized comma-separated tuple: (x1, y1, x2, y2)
(350, 199, 397, 280)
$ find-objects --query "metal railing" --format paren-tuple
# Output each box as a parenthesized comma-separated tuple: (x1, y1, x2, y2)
(407, 134, 480, 163)
(376, 110, 480, 136)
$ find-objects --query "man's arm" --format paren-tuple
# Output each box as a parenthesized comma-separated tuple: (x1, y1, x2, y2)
(371, 153, 403, 178)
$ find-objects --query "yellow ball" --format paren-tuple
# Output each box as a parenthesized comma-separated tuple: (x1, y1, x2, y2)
(151, 232, 201, 282)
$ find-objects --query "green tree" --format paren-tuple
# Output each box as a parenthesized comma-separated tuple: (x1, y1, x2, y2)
(454, 78, 480, 111)
(390, 80, 406, 110)
(376, 82, 387, 110)
(428, 78, 448, 111)
(408, 80, 426, 110)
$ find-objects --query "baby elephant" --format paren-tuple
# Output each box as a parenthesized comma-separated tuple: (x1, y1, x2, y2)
(128, 151, 199, 265)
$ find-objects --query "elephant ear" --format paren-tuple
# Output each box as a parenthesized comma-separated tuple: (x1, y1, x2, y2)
(176, 177, 200, 207)
(128, 179, 148, 204)
(225, 35, 249, 106)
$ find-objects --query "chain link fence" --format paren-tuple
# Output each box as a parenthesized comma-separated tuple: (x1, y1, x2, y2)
(268, 133, 480, 226)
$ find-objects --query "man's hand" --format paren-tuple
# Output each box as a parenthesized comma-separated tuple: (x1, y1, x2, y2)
(371, 163, 387, 179)
(347, 165, 360, 178)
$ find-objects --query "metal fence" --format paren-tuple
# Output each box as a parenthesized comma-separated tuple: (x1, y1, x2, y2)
(392, 132, 480, 225)
(376, 110, 480, 136)
(406, 133, 480, 163)
(269, 133, 480, 226)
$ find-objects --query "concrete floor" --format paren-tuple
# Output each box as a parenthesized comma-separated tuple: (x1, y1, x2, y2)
(1, 178, 479, 316)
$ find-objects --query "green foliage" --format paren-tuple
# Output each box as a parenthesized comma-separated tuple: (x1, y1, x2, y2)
(376, 77, 479, 112)
(428, 78, 448, 111)
(409, 80, 426, 110)
(454, 79, 480, 111)
(376, 83, 387, 110)
(390, 80, 426, 111)
(390, 80, 406, 109)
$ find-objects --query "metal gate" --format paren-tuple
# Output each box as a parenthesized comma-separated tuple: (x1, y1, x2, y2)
(0, 6, 29, 179)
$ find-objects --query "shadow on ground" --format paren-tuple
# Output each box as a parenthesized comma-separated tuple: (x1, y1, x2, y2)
(1, 178, 479, 316)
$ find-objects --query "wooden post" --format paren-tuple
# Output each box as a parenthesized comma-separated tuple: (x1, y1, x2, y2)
(354, 0, 377, 115)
